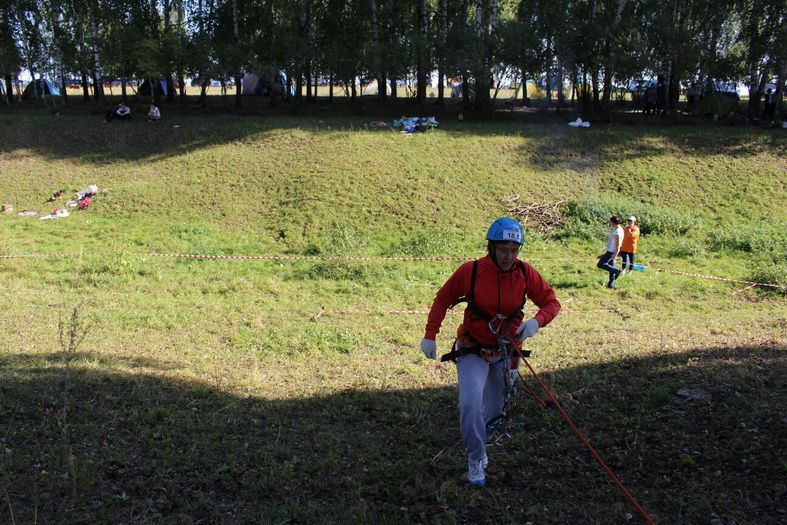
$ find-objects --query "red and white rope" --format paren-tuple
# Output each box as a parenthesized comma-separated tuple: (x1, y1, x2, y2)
(1, 252, 784, 290)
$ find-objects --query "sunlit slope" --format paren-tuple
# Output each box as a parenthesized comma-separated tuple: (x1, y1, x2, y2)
(0, 114, 784, 256)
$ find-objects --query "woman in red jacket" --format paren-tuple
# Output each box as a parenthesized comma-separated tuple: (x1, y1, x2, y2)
(420, 218, 560, 486)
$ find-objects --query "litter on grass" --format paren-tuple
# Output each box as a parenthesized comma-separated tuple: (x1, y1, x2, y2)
(36, 183, 99, 218)
(76, 184, 98, 199)
(47, 189, 65, 202)
(393, 116, 438, 133)
(40, 208, 70, 220)
(17, 210, 39, 217)
(568, 117, 591, 128)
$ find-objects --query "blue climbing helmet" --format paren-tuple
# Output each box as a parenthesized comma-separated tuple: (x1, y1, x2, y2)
(486, 217, 524, 245)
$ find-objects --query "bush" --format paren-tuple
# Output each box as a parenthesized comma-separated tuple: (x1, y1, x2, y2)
(748, 258, 787, 292)
(557, 196, 702, 240)
(706, 228, 757, 253)
(707, 223, 786, 262)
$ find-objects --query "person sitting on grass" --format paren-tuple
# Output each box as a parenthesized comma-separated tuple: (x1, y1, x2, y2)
(597, 216, 623, 289)
(148, 104, 161, 122)
(420, 218, 561, 487)
(103, 102, 131, 123)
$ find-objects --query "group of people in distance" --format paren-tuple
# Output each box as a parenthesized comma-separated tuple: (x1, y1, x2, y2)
(103, 102, 161, 123)
(597, 215, 641, 289)
(419, 215, 642, 486)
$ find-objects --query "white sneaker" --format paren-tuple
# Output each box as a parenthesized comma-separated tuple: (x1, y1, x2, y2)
(467, 458, 486, 486)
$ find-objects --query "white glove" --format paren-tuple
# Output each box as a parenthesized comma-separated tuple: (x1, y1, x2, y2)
(515, 319, 539, 342)
(420, 338, 437, 360)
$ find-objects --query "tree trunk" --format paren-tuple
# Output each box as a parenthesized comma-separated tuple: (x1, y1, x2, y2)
(545, 39, 552, 106)
(306, 65, 313, 102)
(200, 78, 208, 107)
(329, 74, 333, 102)
(521, 67, 528, 105)
(390, 77, 397, 99)
(29, 71, 40, 103)
(437, 71, 444, 105)
(298, 0, 310, 104)
(177, 0, 186, 105)
(416, 0, 428, 106)
(557, 59, 564, 109)
(370, 0, 385, 102)
(668, 59, 680, 114)
(3, 74, 13, 105)
(776, 56, 786, 121)
(570, 64, 577, 106)
(601, 0, 627, 112)
(91, 70, 101, 101)
(164, 73, 175, 103)
(178, 72, 186, 105)
(437, 0, 447, 106)
(81, 71, 90, 101)
(601, 47, 613, 110)
(60, 72, 68, 107)
(121, 76, 127, 99)
(461, 73, 469, 108)
(581, 67, 590, 115)
(231, 0, 241, 108)
(314, 71, 318, 98)
(473, 0, 491, 112)
(91, 13, 103, 102)
(379, 73, 387, 102)
(152, 77, 161, 106)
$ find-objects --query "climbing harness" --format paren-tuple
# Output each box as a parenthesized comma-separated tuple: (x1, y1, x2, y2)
(437, 257, 533, 443)
(439, 259, 529, 363)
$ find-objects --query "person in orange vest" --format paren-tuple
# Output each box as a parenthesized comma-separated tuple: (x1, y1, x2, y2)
(620, 216, 640, 274)
(420, 218, 561, 486)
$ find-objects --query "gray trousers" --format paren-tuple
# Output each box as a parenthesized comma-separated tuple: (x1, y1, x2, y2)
(456, 353, 506, 462)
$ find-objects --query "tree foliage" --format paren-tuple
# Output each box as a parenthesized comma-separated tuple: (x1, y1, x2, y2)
(0, 0, 784, 111)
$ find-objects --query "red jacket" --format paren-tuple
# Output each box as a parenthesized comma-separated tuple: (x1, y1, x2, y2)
(424, 254, 560, 347)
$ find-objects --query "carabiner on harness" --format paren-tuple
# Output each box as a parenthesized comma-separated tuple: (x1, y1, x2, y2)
(487, 313, 509, 336)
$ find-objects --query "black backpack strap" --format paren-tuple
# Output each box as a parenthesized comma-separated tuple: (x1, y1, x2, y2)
(450, 260, 527, 323)
(469, 259, 478, 302)
(517, 260, 528, 311)
(448, 259, 479, 310)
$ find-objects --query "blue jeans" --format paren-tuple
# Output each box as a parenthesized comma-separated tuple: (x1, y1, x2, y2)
(620, 251, 635, 271)
(597, 251, 621, 286)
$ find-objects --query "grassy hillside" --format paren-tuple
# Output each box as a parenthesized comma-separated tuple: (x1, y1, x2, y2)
(0, 111, 785, 524)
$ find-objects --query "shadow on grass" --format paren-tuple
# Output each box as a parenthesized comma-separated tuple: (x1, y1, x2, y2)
(1, 342, 784, 524)
(0, 102, 781, 168)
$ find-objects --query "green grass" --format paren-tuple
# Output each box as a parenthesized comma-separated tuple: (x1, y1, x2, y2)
(0, 110, 785, 523)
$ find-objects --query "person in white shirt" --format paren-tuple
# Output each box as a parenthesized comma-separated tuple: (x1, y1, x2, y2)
(597, 216, 623, 289)
(148, 104, 161, 122)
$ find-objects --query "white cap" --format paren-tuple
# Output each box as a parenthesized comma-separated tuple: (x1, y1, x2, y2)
(628, 216, 637, 222)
